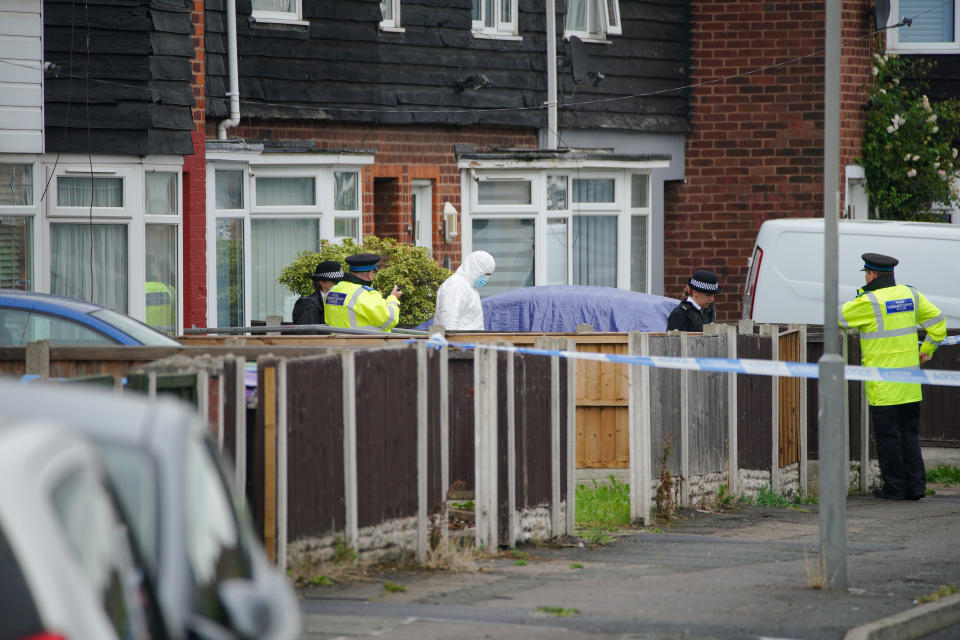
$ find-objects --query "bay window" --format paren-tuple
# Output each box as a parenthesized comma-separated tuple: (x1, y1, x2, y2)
(461, 155, 665, 297)
(206, 149, 372, 328)
(0, 157, 182, 329)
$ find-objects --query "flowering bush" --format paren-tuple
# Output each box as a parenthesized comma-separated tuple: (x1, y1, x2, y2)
(860, 51, 960, 221)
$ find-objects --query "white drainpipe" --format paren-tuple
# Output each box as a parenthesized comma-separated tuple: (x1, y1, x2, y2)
(217, 0, 240, 140)
(545, 0, 558, 149)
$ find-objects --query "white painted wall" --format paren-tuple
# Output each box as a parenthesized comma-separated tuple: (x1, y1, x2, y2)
(0, 0, 44, 153)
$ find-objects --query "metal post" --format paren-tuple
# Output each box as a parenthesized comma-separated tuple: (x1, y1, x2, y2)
(818, 0, 847, 590)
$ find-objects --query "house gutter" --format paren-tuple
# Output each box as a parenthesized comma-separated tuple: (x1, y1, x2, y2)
(217, 0, 240, 140)
(545, 0, 558, 149)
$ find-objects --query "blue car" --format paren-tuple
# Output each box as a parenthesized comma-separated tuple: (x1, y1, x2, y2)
(0, 290, 180, 346)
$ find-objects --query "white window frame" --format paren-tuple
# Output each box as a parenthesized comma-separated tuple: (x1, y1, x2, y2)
(251, 0, 307, 26)
(205, 150, 373, 327)
(629, 172, 652, 293)
(472, 0, 520, 39)
(886, 0, 960, 53)
(0, 156, 42, 291)
(379, 0, 404, 31)
(564, 0, 622, 42)
(33, 155, 183, 329)
(460, 160, 664, 292)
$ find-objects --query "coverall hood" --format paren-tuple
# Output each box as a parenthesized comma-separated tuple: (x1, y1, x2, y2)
(457, 251, 496, 287)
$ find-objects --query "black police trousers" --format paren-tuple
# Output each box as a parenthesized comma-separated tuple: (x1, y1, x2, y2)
(870, 401, 925, 499)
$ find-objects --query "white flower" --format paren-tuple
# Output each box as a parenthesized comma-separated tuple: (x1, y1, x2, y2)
(904, 153, 912, 161)
(934, 162, 941, 169)
(932, 126, 939, 133)
(913, 155, 920, 161)
(872, 66, 879, 76)
(907, 169, 917, 177)
(922, 95, 931, 111)
(879, 88, 887, 95)
(938, 169, 946, 176)
(954, 148, 959, 159)
(887, 126, 895, 133)
(927, 114, 937, 123)
(874, 53, 883, 61)
(893, 78, 900, 85)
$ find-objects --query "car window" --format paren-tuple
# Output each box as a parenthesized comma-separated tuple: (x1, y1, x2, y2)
(184, 432, 250, 624)
(0, 307, 115, 346)
(91, 308, 180, 346)
(99, 444, 161, 571)
(0, 524, 45, 640)
(51, 465, 154, 640)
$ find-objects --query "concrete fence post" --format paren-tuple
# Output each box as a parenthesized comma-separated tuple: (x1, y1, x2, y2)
(680, 332, 690, 506)
(430, 326, 451, 549)
(25, 340, 50, 379)
(726, 324, 739, 496)
(340, 350, 359, 551)
(628, 332, 652, 525)
(233, 356, 248, 507)
(416, 342, 429, 564)
(473, 346, 497, 549)
(506, 346, 517, 546)
(565, 337, 576, 536)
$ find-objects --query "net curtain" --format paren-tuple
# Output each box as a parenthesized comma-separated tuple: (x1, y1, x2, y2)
(50, 223, 128, 312)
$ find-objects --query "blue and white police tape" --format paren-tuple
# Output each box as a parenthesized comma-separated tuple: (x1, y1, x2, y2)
(423, 333, 960, 388)
(942, 335, 960, 346)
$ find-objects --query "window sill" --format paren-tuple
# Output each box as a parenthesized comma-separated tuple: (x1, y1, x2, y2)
(250, 15, 309, 27)
(379, 25, 406, 33)
(471, 31, 523, 41)
(885, 44, 960, 54)
(563, 33, 612, 45)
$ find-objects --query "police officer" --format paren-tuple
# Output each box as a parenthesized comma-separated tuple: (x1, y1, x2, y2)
(292, 260, 343, 326)
(841, 253, 946, 500)
(324, 253, 403, 332)
(666, 269, 720, 331)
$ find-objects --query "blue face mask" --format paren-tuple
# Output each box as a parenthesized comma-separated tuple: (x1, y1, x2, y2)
(474, 275, 489, 289)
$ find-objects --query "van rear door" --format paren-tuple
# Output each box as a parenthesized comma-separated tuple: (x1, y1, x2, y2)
(742, 244, 763, 320)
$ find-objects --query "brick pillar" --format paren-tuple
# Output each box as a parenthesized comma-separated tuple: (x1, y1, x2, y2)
(182, 0, 207, 328)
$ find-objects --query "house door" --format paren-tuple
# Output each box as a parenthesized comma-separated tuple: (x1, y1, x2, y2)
(412, 181, 432, 255)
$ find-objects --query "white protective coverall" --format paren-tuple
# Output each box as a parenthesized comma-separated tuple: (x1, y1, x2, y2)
(433, 250, 496, 330)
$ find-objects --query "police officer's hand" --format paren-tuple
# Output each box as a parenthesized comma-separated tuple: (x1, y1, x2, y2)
(390, 285, 403, 299)
(919, 352, 932, 364)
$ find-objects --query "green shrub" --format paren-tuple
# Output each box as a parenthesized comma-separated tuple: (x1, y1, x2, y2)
(278, 236, 452, 326)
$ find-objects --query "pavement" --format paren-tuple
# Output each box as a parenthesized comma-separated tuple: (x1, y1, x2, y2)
(297, 484, 960, 640)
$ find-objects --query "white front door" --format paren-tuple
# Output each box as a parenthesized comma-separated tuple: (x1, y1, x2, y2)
(412, 181, 432, 255)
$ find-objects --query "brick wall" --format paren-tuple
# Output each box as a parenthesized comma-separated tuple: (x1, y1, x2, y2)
(182, 0, 206, 328)
(208, 121, 537, 270)
(665, 1, 872, 320)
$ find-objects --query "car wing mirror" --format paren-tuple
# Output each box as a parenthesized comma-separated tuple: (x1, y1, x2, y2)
(218, 578, 271, 639)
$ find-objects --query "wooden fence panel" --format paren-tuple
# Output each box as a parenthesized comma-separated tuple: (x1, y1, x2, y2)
(515, 351, 552, 508)
(688, 334, 728, 475)
(426, 347, 444, 514)
(576, 341, 629, 468)
(448, 351, 475, 491)
(354, 348, 418, 528)
(649, 335, 681, 476)
(920, 329, 960, 447)
(778, 330, 801, 467)
(737, 334, 772, 470)
(806, 332, 867, 461)
(286, 355, 345, 540)
(222, 358, 238, 468)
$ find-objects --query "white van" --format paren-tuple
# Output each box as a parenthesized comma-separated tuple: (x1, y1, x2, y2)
(742, 218, 960, 327)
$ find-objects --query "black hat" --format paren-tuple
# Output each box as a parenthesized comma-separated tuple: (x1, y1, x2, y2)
(861, 253, 898, 272)
(311, 260, 343, 281)
(688, 269, 721, 293)
(345, 253, 381, 272)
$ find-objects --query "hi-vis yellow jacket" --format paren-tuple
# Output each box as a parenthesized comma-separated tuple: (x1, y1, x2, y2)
(324, 280, 400, 332)
(840, 283, 946, 406)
